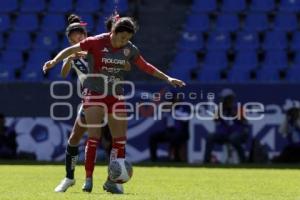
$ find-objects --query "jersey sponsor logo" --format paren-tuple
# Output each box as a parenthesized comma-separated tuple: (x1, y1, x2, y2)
(102, 47, 109, 52)
(102, 66, 122, 73)
(123, 48, 130, 56)
(102, 57, 126, 65)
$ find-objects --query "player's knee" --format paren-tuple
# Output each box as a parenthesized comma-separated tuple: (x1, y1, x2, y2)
(69, 134, 81, 146)
(87, 131, 101, 139)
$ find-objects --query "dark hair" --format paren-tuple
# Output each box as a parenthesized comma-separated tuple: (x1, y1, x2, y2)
(114, 17, 137, 34)
(105, 17, 113, 32)
(106, 15, 137, 34)
(65, 14, 87, 37)
(0, 113, 4, 120)
(68, 14, 81, 24)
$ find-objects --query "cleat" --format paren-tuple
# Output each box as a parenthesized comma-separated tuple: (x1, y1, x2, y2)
(103, 179, 124, 194)
(54, 178, 75, 192)
(82, 177, 93, 192)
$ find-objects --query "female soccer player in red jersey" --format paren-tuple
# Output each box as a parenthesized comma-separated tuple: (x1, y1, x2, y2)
(54, 14, 125, 193)
(44, 15, 185, 194)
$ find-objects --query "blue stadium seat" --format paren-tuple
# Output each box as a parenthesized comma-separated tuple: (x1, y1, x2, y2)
(27, 51, 51, 69)
(221, 0, 246, 12)
(0, 50, 23, 68)
(48, 0, 73, 13)
(207, 31, 231, 50)
(191, 0, 217, 13)
(235, 31, 259, 50)
(263, 31, 287, 50)
(229, 50, 257, 81)
(198, 68, 221, 81)
(168, 67, 193, 81)
(171, 51, 198, 68)
(215, 14, 239, 32)
(14, 14, 38, 32)
(286, 66, 300, 81)
(263, 50, 288, 69)
(290, 31, 300, 50)
(250, 0, 275, 12)
(20, 0, 45, 13)
(6, 31, 31, 50)
(256, 68, 280, 81)
(234, 50, 258, 69)
(169, 51, 198, 81)
(185, 14, 210, 33)
(60, 37, 70, 49)
(203, 50, 228, 69)
(0, 14, 11, 31)
(103, 0, 128, 14)
(21, 67, 44, 81)
(33, 32, 59, 50)
(177, 32, 204, 51)
(227, 68, 252, 82)
(273, 14, 298, 31)
(95, 16, 107, 33)
(77, 14, 95, 32)
(0, 0, 18, 13)
(279, 0, 300, 12)
(47, 65, 63, 80)
(41, 14, 66, 32)
(75, 0, 101, 13)
(0, 66, 16, 81)
(244, 14, 269, 32)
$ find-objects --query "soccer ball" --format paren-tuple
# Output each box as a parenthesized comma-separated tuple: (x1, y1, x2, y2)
(108, 158, 133, 183)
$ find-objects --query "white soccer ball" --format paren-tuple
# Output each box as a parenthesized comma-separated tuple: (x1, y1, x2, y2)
(108, 158, 133, 183)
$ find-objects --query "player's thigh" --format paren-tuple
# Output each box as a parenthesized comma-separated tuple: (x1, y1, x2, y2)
(84, 106, 105, 139)
(108, 112, 128, 138)
(68, 116, 87, 145)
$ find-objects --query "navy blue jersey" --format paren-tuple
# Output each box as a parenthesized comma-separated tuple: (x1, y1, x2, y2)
(63, 57, 89, 85)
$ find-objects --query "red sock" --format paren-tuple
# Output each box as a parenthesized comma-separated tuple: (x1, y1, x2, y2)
(85, 137, 99, 178)
(110, 136, 127, 161)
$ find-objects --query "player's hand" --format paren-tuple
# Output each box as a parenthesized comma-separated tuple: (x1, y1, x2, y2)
(42, 60, 57, 74)
(123, 61, 131, 71)
(67, 51, 87, 61)
(167, 77, 186, 88)
(75, 51, 87, 59)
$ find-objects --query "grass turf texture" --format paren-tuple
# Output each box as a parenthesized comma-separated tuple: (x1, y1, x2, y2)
(0, 164, 300, 200)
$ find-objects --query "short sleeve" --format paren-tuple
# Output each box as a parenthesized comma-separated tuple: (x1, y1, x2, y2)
(129, 43, 140, 63)
(80, 36, 96, 52)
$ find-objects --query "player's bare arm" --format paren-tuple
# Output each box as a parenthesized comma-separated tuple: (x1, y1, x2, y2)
(61, 51, 87, 78)
(152, 70, 186, 88)
(134, 55, 186, 88)
(42, 43, 82, 74)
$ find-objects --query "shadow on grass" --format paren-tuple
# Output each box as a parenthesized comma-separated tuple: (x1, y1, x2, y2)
(0, 159, 300, 169)
(68, 191, 137, 196)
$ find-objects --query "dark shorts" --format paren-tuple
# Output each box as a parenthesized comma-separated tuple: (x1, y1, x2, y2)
(82, 88, 126, 114)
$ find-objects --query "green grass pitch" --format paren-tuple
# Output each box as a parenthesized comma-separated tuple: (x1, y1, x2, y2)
(0, 164, 300, 200)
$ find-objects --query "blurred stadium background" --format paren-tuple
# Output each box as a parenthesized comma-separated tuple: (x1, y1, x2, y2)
(0, 0, 300, 165)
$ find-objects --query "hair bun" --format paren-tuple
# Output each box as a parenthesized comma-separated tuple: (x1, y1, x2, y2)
(68, 14, 81, 24)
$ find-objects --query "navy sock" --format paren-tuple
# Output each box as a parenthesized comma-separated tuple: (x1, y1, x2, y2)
(65, 144, 78, 179)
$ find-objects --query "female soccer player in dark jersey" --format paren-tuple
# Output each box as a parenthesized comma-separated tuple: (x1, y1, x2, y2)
(53, 14, 115, 193)
(53, 14, 91, 193)
(44, 15, 185, 194)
